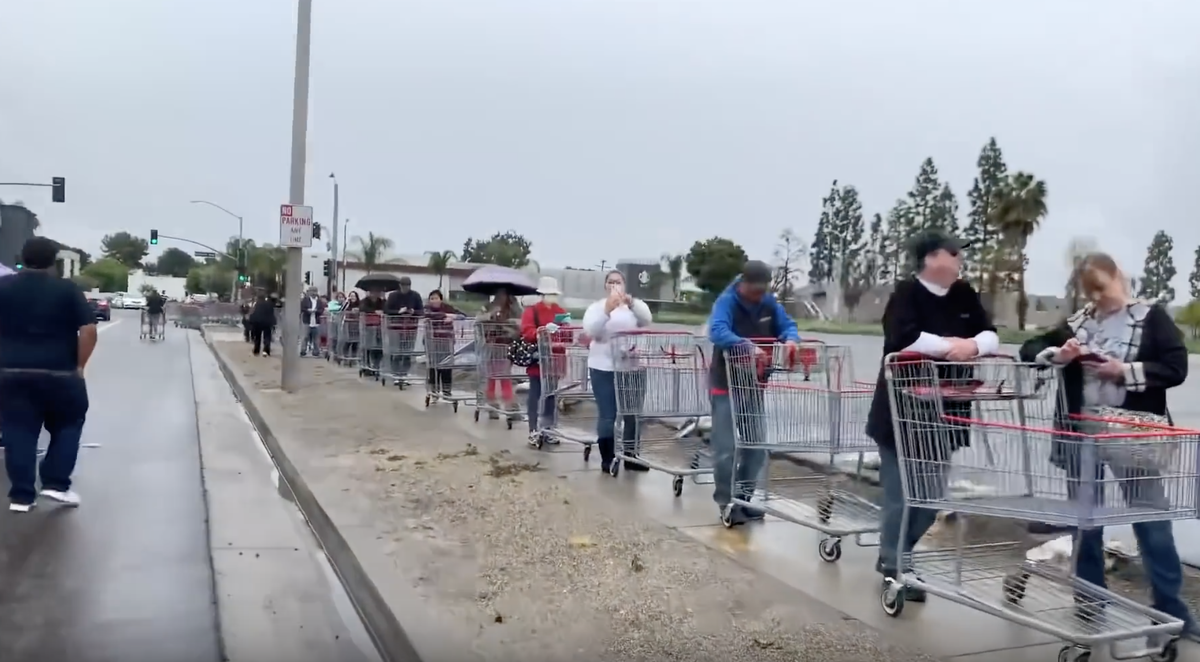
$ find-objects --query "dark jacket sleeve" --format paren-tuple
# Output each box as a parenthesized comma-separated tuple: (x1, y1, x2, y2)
(1126, 305, 1187, 392)
(881, 281, 920, 354)
(1019, 323, 1072, 363)
(383, 291, 400, 313)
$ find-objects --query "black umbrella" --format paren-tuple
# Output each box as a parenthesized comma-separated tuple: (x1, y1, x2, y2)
(355, 273, 404, 292)
(461, 265, 539, 297)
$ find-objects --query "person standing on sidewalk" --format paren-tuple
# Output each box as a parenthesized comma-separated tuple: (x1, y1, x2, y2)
(385, 276, 424, 384)
(864, 230, 998, 602)
(0, 237, 96, 512)
(521, 276, 568, 446)
(300, 286, 325, 357)
(706, 260, 799, 525)
(248, 293, 277, 357)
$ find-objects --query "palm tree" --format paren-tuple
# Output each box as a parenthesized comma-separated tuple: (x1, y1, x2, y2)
(426, 250, 457, 289)
(248, 244, 287, 291)
(990, 172, 1048, 330)
(662, 253, 685, 301)
(348, 232, 395, 273)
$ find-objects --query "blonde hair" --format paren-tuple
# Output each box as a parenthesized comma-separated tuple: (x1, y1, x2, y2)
(1075, 252, 1126, 300)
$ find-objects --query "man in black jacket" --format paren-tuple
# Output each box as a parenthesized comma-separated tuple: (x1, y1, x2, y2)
(384, 277, 424, 382)
(248, 293, 277, 357)
(865, 230, 999, 603)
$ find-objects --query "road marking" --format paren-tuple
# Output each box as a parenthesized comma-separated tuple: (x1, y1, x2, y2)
(98, 320, 122, 334)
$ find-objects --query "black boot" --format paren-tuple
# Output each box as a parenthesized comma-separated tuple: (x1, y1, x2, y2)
(597, 438, 617, 475)
(622, 442, 650, 471)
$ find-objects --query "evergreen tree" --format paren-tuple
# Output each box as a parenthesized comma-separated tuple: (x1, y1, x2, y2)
(1139, 230, 1177, 302)
(905, 158, 944, 233)
(860, 212, 885, 286)
(808, 181, 839, 283)
(830, 183, 866, 289)
(932, 183, 959, 234)
(962, 138, 1008, 291)
(886, 200, 917, 279)
(1190, 246, 1200, 301)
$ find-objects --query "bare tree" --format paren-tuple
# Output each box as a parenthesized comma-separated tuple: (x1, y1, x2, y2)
(772, 228, 806, 300)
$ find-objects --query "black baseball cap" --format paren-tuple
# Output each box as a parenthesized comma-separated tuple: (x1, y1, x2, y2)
(909, 230, 970, 265)
(740, 260, 773, 287)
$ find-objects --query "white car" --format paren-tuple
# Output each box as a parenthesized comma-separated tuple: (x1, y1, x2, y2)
(123, 296, 147, 309)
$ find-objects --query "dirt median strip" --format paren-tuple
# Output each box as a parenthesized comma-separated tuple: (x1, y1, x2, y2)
(209, 339, 940, 662)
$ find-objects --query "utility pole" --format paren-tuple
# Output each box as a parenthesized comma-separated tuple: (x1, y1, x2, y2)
(341, 218, 350, 291)
(329, 173, 339, 297)
(281, 0, 313, 393)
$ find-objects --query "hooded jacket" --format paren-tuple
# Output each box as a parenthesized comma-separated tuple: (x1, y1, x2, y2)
(707, 278, 799, 393)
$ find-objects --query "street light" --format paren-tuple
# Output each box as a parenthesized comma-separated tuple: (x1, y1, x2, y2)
(329, 172, 339, 297)
(189, 199, 245, 300)
(341, 218, 350, 291)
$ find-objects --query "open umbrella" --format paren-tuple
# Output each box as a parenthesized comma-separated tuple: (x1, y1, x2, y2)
(0, 264, 16, 278)
(461, 265, 539, 297)
(355, 273, 404, 292)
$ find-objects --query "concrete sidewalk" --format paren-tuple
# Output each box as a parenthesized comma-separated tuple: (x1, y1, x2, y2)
(208, 331, 938, 662)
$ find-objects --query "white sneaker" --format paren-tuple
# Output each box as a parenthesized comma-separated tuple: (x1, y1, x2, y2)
(9, 502, 34, 513)
(40, 489, 81, 506)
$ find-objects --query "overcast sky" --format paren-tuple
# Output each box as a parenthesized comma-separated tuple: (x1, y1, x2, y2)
(3, 0, 1199, 295)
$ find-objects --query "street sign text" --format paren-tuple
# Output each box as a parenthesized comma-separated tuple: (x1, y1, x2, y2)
(279, 204, 314, 248)
(193, 251, 216, 259)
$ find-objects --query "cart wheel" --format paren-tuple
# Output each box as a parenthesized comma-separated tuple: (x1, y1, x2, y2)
(536, 434, 545, 450)
(473, 410, 480, 422)
(609, 461, 620, 478)
(1002, 572, 1029, 605)
(424, 395, 431, 408)
(452, 402, 459, 413)
(818, 538, 842, 563)
(672, 476, 684, 497)
(506, 418, 514, 430)
(1150, 640, 1179, 662)
(583, 445, 592, 462)
(880, 582, 905, 617)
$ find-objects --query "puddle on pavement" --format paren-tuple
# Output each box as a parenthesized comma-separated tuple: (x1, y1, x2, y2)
(233, 404, 383, 662)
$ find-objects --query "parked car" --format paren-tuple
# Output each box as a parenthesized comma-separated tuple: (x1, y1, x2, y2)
(86, 294, 112, 321)
(122, 296, 146, 310)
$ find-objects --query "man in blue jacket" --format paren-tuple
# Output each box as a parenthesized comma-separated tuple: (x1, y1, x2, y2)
(707, 260, 799, 526)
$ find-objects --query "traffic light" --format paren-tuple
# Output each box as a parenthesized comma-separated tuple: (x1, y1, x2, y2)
(237, 271, 248, 283)
(150, 229, 159, 245)
(51, 177, 65, 203)
(322, 259, 331, 277)
(312, 222, 322, 240)
(15, 263, 22, 270)
(304, 271, 311, 285)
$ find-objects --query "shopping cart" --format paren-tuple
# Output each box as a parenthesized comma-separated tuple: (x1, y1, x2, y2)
(422, 316, 474, 411)
(531, 325, 595, 457)
(721, 340, 879, 558)
(357, 313, 383, 379)
(139, 309, 165, 341)
(883, 352, 1194, 662)
(316, 313, 333, 359)
(380, 314, 424, 389)
(332, 311, 360, 366)
(472, 320, 527, 428)
(611, 330, 712, 494)
(176, 304, 202, 330)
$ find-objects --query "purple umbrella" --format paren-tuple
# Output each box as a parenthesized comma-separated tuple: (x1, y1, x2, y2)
(461, 265, 539, 297)
(0, 264, 16, 278)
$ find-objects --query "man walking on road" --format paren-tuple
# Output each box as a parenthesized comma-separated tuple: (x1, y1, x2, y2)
(707, 260, 799, 526)
(0, 237, 96, 512)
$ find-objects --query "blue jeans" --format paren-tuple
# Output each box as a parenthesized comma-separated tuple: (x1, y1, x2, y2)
(710, 392, 768, 508)
(301, 325, 320, 355)
(527, 374, 557, 434)
(877, 443, 948, 574)
(1069, 459, 1194, 627)
(590, 369, 639, 452)
(0, 372, 89, 504)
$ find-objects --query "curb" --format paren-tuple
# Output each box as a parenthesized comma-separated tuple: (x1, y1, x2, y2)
(204, 331, 422, 662)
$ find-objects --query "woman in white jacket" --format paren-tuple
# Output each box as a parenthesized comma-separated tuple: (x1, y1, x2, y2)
(582, 270, 653, 476)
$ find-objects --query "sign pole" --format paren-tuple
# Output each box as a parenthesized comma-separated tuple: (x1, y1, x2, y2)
(282, 0, 313, 393)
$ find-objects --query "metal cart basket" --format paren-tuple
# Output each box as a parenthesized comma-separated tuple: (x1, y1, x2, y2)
(883, 352, 1195, 662)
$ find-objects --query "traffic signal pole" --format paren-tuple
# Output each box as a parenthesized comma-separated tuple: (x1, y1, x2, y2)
(281, 0, 313, 394)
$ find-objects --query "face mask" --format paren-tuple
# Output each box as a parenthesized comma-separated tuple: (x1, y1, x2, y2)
(543, 294, 559, 305)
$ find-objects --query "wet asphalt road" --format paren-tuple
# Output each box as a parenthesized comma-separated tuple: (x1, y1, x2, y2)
(0, 313, 221, 662)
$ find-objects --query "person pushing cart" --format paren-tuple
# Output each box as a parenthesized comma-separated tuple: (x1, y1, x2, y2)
(864, 229, 999, 601)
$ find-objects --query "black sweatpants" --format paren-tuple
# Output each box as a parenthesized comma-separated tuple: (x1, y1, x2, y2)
(427, 368, 452, 395)
(251, 323, 273, 356)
